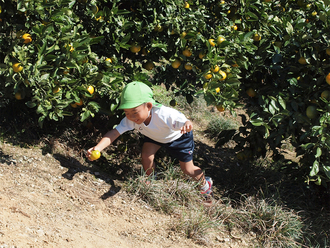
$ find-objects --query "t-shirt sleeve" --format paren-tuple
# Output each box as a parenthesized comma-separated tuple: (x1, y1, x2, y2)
(115, 117, 135, 134)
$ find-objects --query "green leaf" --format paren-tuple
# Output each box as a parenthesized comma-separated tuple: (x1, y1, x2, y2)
(250, 118, 264, 126)
(80, 110, 91, 122)
(301, 143, 314, 150)
(278, 95, 286, 109)
(315, 147, 322, 158)
(323, 165, 330, 180)
(286, 22, 294, 35)
(310, 160, 319, 177)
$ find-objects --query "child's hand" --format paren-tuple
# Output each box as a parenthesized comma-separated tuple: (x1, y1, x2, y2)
(180, 120, 193, 134)
(86, 147, 97, 161)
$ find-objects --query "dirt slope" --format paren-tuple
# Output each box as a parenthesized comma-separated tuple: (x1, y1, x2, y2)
(0, 140, 251, 248)
(0, 140, 213, 248)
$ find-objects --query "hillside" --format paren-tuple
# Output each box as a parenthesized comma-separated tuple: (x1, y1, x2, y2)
(0, 136, 253, 248)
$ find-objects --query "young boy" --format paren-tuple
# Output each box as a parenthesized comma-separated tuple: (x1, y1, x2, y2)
(86, 81, 213, 197)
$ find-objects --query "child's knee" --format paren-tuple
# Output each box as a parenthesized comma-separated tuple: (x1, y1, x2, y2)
(141, 151, 154, 161)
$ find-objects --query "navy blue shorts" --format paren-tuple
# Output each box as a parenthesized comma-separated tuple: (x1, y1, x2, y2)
(144, 131, 194, 162)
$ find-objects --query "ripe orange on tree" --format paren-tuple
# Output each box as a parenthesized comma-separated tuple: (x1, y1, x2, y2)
(15, 92, 23, 100)
(219, 70, 227, 81)
(246, 87, 257, 97)
(321, 90, 330, 100)
(216, 104, 225, 112)
(198, 52, 205, 59)
(76, 99, 83, 106)
(53, 86, 61, 94)
(326, 48, 330, 56)
(211, 65, 220, 73)
(215, 87, 220, 93)
(171, 58, 181, 69)
(253, 33, 261, 42)
(184, 63, 193, 70)
(204, 71, 213, 80)
(87, 85, 94, 94)
(143, 61, 154, 71)
(208, 39, 216, 47)
(22, 33, 32, 43)
(130, 44, 141, 53)
(182, 48, 192, 57)
(326, 73, 330, 85)
(142, 48, 150, 56)
(184, 2, 190, 8)
(12, 63, 23, 73)
(298, 57, 307, 65)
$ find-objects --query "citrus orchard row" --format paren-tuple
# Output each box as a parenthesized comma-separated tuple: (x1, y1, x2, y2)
(1, 0, 330, 185)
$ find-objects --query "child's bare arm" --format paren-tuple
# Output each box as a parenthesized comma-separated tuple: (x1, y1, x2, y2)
(86, 129, 120, 159)
(180, 120, 193, 134)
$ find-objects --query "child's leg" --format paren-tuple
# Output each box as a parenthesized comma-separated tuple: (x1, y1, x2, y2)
(141, 142, 161, 176)
(179, 160, 205, 185)
(180, 160, 212, 197)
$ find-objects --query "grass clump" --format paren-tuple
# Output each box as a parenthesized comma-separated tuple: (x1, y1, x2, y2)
(229, 196, 304, 248)
(125, 163, 304, 247)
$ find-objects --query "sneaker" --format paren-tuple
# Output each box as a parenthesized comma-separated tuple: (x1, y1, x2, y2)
(201, 176, 213, 197)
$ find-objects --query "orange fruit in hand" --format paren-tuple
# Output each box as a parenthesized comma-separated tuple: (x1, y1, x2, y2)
(90, 150, 101, 160)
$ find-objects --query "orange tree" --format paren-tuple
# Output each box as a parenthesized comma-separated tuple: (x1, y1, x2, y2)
(1, 0, 330, 186)
(215, 0, 330, 186)
(0, 0, 247, 125)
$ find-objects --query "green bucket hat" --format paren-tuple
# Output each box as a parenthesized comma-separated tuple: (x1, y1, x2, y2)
(118, 81, 161, 109)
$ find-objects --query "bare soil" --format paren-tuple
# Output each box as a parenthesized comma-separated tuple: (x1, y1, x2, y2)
(0, 119, 256, 248)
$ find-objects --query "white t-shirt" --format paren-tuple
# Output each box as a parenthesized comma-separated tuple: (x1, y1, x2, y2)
(115, 105, 188, 143)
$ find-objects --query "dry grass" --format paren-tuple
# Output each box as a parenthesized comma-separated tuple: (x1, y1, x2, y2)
(126, 164, 304, 247)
